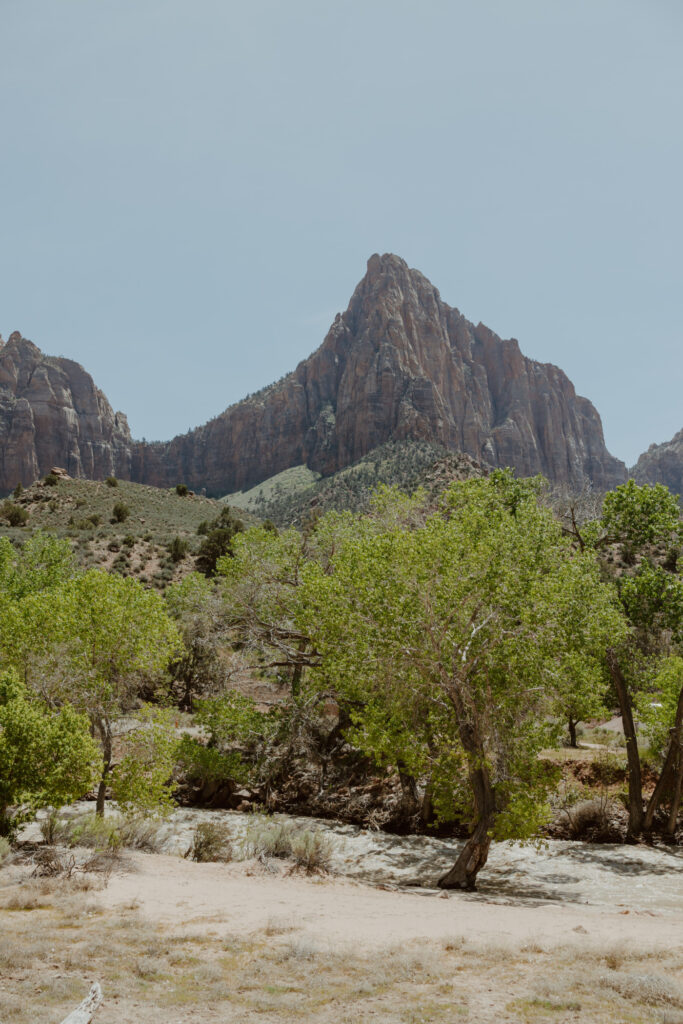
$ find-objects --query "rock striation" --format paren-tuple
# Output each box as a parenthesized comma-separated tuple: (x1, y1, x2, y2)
(632, 429, 683, 495)
(1, 254, 627, 496)
(0, 332, 132, 493)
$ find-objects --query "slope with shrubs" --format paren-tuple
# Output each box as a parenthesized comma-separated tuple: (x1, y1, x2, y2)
(0, 476, 252, 589)
(223, 439, 486, 527)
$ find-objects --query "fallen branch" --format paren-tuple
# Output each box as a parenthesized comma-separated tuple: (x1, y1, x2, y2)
(59, 983, 103, 1024)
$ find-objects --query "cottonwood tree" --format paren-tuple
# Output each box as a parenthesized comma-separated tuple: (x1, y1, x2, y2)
(297, 475, 624, 889)
(591, 481, 683, 836)
(0, 669, 99, 837)
(4, 570, 182, 815)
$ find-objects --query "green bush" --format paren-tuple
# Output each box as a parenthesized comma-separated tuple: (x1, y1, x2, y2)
(176, 484, 189, 497)
(12, 482, 23, 499)
(168, 536, 189, 563)
(105, 476, 118, 488)
(176, 734, 245, 785)
(123, 534, 136, 548)
(0, 501, 29, 527)
(111, 501, 130, 523)
(43, 473, 59, 486)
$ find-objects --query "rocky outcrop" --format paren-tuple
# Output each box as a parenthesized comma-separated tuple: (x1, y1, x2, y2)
(127, 254, 626, 494)
(632, 429, 683, 495)
(0, 332, 132, 493)
(1, 254, 627, 496)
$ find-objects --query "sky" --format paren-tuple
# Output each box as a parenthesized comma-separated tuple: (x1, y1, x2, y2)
(0, 0, 681, 466)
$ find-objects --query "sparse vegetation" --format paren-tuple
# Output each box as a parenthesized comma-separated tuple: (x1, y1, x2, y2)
(187, 820, 233, 862)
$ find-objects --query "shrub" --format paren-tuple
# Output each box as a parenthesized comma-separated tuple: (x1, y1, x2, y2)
(123, 534, 136, 548)
(241, 816, 335, 873)
(88, 513, 102, 527)
(187, 821, 233, 862)
(12, 482, 23, 499)
(111, 501, 130, 523)
(168, 536, 189, 563)
(289, 830, 335, 874)
(176, 484, 189, 497)
(107, 540, 121, 552)
(105, 476, 118, 488)
(43, 473, 59, 486)
(242, 816, 298, 859)
(0, 501, 29, 527)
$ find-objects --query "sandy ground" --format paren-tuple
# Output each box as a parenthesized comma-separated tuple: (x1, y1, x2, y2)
(5, 809, 683, 1024)
(100, 849, 683, 952)
(82, 805, 683, 951)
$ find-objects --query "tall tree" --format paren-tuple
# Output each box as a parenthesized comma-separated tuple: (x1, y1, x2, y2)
(298, 475, 624, 888)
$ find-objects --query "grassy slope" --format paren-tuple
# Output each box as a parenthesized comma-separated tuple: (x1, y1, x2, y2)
(0, 477, 249, 589)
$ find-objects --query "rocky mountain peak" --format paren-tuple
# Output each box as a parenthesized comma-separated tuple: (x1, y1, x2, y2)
(1, 256, 629, 496)
(0, 333, 132, 493)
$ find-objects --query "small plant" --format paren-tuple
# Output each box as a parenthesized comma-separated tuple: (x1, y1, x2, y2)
(105, 476, 118, 488)
(123, 534, 136, 548)
(289, 829, 335, 874)
(48, 499, 58, 512)
(43, 473, 59, 486)
(12, 482, 23, 499)
(0, 500, 29, 527)
(242, 815, 297, 859)
(168, 536, 189, 563)
(187, 821, 233, 862)
(111, 501, 130, 523)
(107, 540, 121, 552)
(175, 483, 189, 497)
(88, 513, 102, 527)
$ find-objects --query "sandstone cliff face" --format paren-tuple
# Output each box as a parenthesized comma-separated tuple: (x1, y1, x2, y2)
(632, 429, 683, 495)
(1, 255, 627, 497)
(0, 332, 132, 493)
(127, 254, 626, 494)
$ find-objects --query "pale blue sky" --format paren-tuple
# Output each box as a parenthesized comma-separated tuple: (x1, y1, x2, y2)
(1, 0, 681, 465)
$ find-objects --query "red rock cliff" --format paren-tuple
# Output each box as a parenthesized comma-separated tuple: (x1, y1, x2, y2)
(0, 331, 132, 493)
(126, 254, 626, 494)
(1, 255, 627, 496)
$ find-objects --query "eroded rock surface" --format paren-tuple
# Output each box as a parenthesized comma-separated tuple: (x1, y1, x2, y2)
(0, 332, 132, 493)
(1, 254, 627, 495)
(632, 428, 683, 495)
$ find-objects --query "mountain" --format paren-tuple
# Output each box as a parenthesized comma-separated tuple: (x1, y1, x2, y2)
(632, 429, 683, 495)
(1, 254, 627, 496)
(0, 331, 132, 494)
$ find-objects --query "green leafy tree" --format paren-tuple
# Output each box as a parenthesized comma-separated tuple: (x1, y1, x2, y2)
(0, 670, 100, 837)
(5, 571, 182, 815)
(194, 507, 244, 577)
(111, 705, 180, 817)
(297, 476, 624, 888)
(591, 481, 683, 835)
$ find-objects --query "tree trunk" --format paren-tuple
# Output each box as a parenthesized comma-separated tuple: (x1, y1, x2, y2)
(666, 758, 683, 837)
(94, 718, 112, 818)
(437, 765, 495, 891)
(643, 686, 683, 832)
(607, 650, 644, 836)
(60, 982, 103, 1024)
(568, 716, 578, 748)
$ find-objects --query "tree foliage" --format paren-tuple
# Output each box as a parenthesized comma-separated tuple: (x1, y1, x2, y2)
(0, 669, 99, 836)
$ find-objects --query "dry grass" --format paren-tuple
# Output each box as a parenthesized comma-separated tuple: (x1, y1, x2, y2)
(0, 867, 681, 1023)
